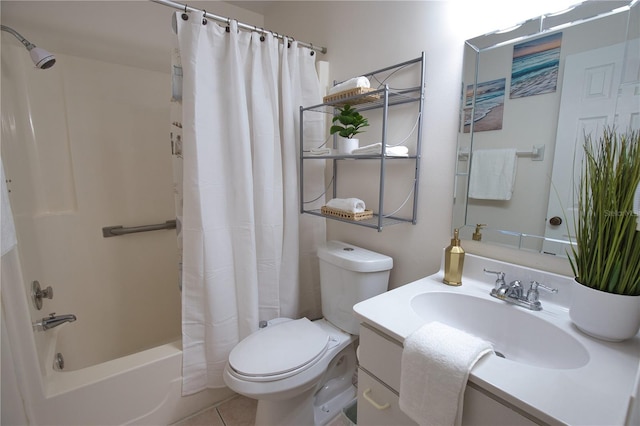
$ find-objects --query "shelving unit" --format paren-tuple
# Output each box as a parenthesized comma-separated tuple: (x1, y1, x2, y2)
(299, 53, 425, 231)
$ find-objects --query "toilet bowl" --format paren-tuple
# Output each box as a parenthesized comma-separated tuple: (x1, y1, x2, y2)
(223, 241, 393, 426)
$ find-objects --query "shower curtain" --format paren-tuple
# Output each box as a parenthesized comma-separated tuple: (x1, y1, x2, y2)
(176, 15, 326, 394)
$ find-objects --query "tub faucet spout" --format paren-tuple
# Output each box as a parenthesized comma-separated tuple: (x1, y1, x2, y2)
(34, 313, 77, 331)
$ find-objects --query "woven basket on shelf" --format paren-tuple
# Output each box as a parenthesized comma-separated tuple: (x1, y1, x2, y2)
(321, 206, 374, 221)
(322, 87, 380, 106)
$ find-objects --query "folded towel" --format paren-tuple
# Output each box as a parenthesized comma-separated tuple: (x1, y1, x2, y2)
(328, 76, 371, 95)
(308, 147, 332, 156)
(351, 142, 409, 157)
(1, 162, 17, 256)
(399, 321, 493, 426)
(326, 198, 366, 213)
(468, 148, 517, 200)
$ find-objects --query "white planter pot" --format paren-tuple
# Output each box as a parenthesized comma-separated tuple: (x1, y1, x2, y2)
(337, 138, 359, 155)
(569, 279, 640, 342)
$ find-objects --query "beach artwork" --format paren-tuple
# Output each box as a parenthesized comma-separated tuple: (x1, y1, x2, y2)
(510, 32, 562, 99)
(464, 78, 505, 133)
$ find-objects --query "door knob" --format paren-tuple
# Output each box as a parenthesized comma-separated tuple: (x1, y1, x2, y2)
(549, 216, 562, 226)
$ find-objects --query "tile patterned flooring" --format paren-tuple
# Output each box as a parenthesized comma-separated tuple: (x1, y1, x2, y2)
(173, 394, 351, 426)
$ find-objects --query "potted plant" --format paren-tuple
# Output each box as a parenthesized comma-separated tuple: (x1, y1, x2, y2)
(330, 104, 369, 154)
(568, 127, 640, 341)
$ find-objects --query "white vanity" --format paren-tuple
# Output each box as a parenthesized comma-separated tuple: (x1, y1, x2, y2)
(353, 254, 640, 425)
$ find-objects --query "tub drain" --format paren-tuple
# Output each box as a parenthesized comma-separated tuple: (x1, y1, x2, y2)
(494, 351, 506, 359)
(54, 352, 65, 370)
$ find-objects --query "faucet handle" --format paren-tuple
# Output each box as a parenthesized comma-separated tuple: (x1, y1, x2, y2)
(484, 269, 506, 289)
(526, 281, 558, 302)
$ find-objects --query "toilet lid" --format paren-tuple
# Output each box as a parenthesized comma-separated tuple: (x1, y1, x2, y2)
(229, 318, 330, 378)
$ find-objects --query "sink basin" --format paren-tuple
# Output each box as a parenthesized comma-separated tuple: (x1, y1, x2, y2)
(410, 292, 590, 369)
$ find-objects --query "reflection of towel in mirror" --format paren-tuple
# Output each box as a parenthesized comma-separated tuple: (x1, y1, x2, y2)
(399, 321, 493, 426)
(468, 148, 517, 200)
(326, 198, 366, 213)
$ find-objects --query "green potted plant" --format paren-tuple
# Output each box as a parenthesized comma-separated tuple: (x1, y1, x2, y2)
(568, 127, 640, 341)
(330, 104, 369, 154)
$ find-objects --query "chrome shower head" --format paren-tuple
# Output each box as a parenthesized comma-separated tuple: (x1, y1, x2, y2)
(1, 25, 56, 69)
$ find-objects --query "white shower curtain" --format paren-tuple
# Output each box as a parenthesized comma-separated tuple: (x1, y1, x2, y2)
(176, 15, 326, 394)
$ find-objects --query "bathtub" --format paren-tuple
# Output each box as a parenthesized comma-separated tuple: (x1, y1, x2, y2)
(40, 337, 235, 425)
(0, 44, 235, 425)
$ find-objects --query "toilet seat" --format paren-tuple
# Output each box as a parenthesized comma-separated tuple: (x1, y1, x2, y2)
(228, 318, 330, 382)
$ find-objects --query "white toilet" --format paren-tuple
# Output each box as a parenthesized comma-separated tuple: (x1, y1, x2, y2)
(223, 240, 393, 426)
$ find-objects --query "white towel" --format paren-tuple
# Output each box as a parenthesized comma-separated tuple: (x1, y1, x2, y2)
(308, 147, 332, 156)
(399, 321, 493, 426)
(328, 76, 370, 95)
(326, 198, 366, 213)
(1, 162, 17, 256)
(351, 143, 409, 157)
(468, 148, 517, 200)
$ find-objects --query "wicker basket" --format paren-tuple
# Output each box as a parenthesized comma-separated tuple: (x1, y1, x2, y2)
(321, 206, 374, 221)
(323, 87, 380, 106)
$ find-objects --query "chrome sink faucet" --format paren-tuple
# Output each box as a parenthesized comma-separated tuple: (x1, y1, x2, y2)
(484, 269, 558, 311)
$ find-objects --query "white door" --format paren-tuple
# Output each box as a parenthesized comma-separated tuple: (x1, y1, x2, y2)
(542, 40, 639, 256)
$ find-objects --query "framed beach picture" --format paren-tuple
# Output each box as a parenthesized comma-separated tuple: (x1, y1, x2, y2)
(510, 32, 563, 99)
(464, 78, 505, 133)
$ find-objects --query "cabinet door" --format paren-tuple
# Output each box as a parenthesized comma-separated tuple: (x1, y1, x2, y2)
(357, 368, 417, 426)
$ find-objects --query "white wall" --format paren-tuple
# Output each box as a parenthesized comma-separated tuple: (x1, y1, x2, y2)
(264, 0, 577, 288)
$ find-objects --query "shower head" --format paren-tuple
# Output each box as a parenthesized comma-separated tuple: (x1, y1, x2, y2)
(1, 25, 56, 69)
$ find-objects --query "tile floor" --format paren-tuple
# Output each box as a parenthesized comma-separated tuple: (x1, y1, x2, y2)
(173, 394, 351, 426)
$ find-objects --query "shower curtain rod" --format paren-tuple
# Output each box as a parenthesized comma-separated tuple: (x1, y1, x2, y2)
(150, 0, 327, 54)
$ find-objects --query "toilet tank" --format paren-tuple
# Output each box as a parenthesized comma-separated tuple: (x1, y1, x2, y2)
(317, 241, 393, 335)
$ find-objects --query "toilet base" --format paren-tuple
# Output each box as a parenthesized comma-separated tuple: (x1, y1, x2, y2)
(255, 383, 356, 426)
(254, 344, 358, 426)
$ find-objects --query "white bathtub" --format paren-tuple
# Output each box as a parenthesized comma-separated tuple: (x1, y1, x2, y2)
(40, 337, 234, 425)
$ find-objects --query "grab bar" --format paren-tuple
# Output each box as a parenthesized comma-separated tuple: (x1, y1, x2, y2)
(102, 219, 176, 238)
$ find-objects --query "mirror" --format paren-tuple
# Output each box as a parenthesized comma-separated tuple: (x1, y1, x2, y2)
(453, 0, 640, 256)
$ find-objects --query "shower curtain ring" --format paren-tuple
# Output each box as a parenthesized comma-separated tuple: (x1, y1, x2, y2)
(310, 43, 315, 56)
(202, 10, 207, 25)
(181, 4, 189, 20)
(225, 17, 231, 32)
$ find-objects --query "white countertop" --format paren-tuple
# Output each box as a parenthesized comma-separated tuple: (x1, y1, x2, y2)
(353, 253, 640, 425)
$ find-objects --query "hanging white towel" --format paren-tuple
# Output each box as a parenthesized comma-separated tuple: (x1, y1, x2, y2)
(468, 148, 517, 200)
(326, 198, 366, 213)
(1, 162, 17, 256)
(399, 321, 493, 426)
(327, 76, 370, 95)
(351, 142, 409, 157)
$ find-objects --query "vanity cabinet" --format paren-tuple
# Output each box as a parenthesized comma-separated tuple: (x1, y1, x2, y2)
(357, 324, 539, 426)
(299, 54, 425, 231)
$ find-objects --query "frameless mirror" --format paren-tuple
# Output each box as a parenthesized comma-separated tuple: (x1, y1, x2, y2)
(453, 0, 639, 257)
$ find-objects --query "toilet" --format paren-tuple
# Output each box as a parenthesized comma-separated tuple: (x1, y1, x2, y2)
(223, 240, 393, 426)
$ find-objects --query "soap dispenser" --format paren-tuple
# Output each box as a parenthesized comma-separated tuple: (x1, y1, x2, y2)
(443, 228, 465, 286)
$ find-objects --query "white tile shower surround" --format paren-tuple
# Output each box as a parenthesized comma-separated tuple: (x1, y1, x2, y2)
(172, 394, 350, 426)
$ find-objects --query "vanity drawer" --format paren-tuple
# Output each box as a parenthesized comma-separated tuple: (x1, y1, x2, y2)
(357, 368, 417, 426)
(358, 324, 403, 391)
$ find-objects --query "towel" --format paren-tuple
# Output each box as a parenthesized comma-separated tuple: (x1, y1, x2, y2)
(308, 147, 332, 156)
(328, 76, 370, 95)
(399, 321, 493, 426)
(351, 142, 409, 157)
(468, 148, 517, 200)
(1, 162, 17, 256)
(326, 198, 366, 213)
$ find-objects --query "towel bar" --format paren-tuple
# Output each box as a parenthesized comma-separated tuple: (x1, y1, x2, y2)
(458, 145, 545, 162)
(102, 219, 176, 238)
